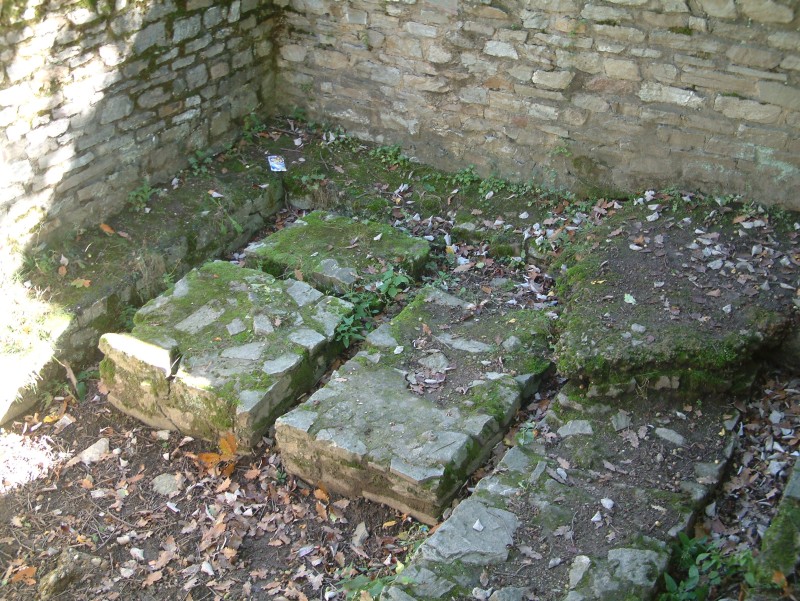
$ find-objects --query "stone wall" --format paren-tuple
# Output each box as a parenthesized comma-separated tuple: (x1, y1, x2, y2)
(275, 0, 800, 209)
(0, 0, 278, 263)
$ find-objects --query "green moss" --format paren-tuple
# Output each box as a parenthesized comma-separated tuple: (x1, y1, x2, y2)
(760, 498, 800, 574)
(99, 357, 116, 383)
(668, 26, 693, 35)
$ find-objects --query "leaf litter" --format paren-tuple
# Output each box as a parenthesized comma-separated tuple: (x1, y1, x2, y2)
(1, 122, 798, 600)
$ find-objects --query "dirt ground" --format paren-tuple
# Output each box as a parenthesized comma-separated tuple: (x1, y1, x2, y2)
(1, 121, 798, 600)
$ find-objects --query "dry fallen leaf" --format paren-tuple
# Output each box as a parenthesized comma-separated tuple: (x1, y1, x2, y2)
(100, 223, 115, 235)
(142, 570, 163, 588)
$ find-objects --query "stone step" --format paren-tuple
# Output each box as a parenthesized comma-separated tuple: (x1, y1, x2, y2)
(275, 287, 553, 524)
(99, 261, 352, 448)
(2, 178, 283, 426)
(243, 210, 430, 295)
(383, 390, 738, 601)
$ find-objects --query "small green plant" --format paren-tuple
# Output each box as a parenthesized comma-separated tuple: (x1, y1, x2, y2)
(660, 533, 779, 601)
(478, 175, 510, 198)
(209, 196, 244, 236)
(377, 267, 411, 301)
(335, 290, 380, 348)
(550, 144, 572, 157)
(243, 113, 267, 141)
(369, 145, 410, 169)
(188, 149, 214, 176)
(297, 172, 326, 191)
(449, 165, 481, 188)
(338, 571, 408, 600)
(334, 314, 366, 348)
(127, 180, 154, 213)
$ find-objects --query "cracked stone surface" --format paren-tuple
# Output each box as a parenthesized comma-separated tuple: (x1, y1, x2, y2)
(383, 386, 738, 601)
(98, 261, 352, 448)
(276, 287, 552, 524)
(243, 210, 430, 294)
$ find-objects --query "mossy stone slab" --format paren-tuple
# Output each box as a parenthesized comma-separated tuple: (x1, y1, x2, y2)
(242, 211, 430, 294)
(275, 287, 552, 523)
(98, 261, 352, 448)
(553, 204, 796, 403)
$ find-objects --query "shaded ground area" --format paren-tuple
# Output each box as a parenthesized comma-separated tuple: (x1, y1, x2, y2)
(1, 117, 798, 600)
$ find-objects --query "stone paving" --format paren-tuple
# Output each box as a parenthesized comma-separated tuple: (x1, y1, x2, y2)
(276, 287, 552, 524)
(99, 261, 352, 447)
(384, 391, 738, 601)
(243, 210, 430, 295)
(95, 209, 798, 599)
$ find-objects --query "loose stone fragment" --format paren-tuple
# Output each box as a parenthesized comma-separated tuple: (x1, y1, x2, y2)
(654, 427, 686, 446)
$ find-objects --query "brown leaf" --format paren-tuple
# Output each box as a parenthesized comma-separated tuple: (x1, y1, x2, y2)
(117, 231, 131, 240)
(315, 501, 328, 520)
(313, 487, 329, 503)
(244, 467, 260, 480)
(294, 269, 304, 281)
(453, 262, 473, 273)
(10, 566, 36, 584)
(142, 570, 162, 587)
(58, 265, 67, 276)
(219, 432, 237, 460)
(421, 323, 432, 336)
(100, 223, 115, 235)
(70, 278, 91, 288)
(198, 452, 222, 468)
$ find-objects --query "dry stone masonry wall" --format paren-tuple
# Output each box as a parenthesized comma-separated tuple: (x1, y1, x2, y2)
(276, 0, 800, 209)
(2, 0, 799, 265)
(0, 0, 278, 259)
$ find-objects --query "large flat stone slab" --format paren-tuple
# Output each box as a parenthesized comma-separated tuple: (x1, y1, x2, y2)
(554, 201, 798, 403)
(276, 287, 552, 523)
(99, 261, 352, 447)
(243, 211, 430, 294)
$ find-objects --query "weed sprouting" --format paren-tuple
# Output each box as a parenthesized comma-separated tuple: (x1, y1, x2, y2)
(127, 180, 154, 213)
(659, 533, 779, 601)
(369, 145, 410, 169)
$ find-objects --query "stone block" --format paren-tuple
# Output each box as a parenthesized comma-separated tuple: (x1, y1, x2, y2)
(696, 0, 736, 18)
(243, 211, 430, 295)
(405, 21, 437, 37)
(739, 0, 794, 23)
(603, 58, 640, 80)
(173, 15, 202, 43)
(638, 82, 704, 109)
(483, 41, 519, 59)
(134, 21, 166, 54)
(532, 69, 574, 89)
(726, 45, 781, 69)
(756, 81, 800, 110)
(714, 95, 781, 123)
(100, 262, 352, 448)
(276, 287, 552, 523)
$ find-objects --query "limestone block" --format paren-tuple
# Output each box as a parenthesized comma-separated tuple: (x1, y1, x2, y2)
(714, 96, 781, 123)
(739, 0, 794, 23)
(756, 81, 800, 111)
(484, 41, 519, 59)
(532, 69, 574, 89)
(276, 287, 552, 523)
(696, 0, 736, 17)
(638, 82, 704, 108)
(243, 211, 430, 295)
(99, 262, 352, 447)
